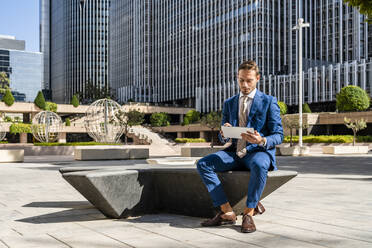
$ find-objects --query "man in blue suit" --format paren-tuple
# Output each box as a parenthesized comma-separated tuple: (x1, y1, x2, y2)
(197, 60, 283, 233)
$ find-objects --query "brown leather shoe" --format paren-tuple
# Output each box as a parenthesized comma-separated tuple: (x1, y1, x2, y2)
(201, 211, 237, 227)
(241, 214, 256, 233)
(253, 202, 265, 216)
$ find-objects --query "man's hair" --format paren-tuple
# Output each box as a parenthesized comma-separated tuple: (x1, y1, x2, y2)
(238, 60, 260, 76)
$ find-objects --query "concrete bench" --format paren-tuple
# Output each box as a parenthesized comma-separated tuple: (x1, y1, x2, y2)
(74, 146, 149, 160)
(60, 164, 297, 218)
(181, 147, 224, 157)
(0, 149, 24, 162)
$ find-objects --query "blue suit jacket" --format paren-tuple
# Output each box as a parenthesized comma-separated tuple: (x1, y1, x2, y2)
(218, 90, 283, 170)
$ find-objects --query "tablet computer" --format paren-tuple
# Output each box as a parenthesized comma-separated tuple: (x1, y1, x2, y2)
(221, 126, 254, 139)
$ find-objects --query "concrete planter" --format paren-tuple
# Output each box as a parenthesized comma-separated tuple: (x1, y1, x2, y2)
(0, 150, 24, 162)
(74, 146, 149, 160)
(322, 146, 369, 155)
(278, 146, 310, 156)
(181, 146, 224, 157)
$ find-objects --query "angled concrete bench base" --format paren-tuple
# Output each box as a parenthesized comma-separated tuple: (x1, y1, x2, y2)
(60, 165, 297, 218)
(74, 146, 149, 160)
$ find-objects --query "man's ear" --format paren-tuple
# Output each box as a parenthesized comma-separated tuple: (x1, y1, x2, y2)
(256, 74, 260, 81)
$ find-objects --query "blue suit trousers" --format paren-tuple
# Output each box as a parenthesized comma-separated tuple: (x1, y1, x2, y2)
(196, 150, 271, 209)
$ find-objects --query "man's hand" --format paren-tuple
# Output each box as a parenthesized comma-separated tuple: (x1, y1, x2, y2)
(220, 123, 232, 138)
(241, 130, 265, 145)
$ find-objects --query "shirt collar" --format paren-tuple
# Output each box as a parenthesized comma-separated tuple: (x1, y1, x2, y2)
(239, 88, 257, 99)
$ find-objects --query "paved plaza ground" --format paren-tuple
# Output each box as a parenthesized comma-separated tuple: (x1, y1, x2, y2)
(0, 155, 372, 247)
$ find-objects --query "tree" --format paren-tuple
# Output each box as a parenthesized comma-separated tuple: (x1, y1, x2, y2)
(78, 80, 115, 104)
(150, 112, 170, 127)
(0, 72, 10, 88)
(344, 0, 372, 23)
(115, 109, 145, 144)
(34, 91, 46, 110)
(201, 111, 222, 148)
(71, 94, 79, 107)
(302, 103, 312, 113)
(336, 85, 370, 112)
(282, 115, 309, 147)
(183, 109, 201, 125)
(344, 117, 367, 146)
(2, 89, 15, 106)
(278, 101, 288, 115)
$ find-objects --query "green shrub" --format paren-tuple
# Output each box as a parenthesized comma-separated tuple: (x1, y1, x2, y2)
(34, 91, 46, 110)
(14, 116, 21, 122)
(9, 123, 31, 134)
(71, 94, 79, 107)
(336, 85, 370, 112)
(2, 89, 15, 106)
(4, 116, 12, 122)
(183, 110, 200, 125)
(150, 112, 170, 127)
(65, 118, 71, 126)
(45, 101, 57, 112)
(356, 136, 372, 142)
(278, 101, 287, 115)
(302, 103, 312, 113)
(283, 135, 355, 143)
(174, 138, 206, 143)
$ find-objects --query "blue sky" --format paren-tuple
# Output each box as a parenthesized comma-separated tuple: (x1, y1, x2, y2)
(0, 0, 39, 52)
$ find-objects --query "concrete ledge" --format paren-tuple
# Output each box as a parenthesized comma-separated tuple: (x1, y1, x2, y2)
(322, 146, 369, 154)
(181, 146, 224, 157)
(278, 146, 310, 156)
(0, 149, 24, 162)
(74, 146, 149, 160)
(61, 165, 297, 218)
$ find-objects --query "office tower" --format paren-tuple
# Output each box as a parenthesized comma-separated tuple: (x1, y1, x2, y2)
(111, 0, 152, 103)
(0, 36, 42, 102)
(40, 0, 110, 103)
(110, 0, 371, 112)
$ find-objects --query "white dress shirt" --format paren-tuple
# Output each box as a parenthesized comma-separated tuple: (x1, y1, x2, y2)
(238, 88, 266, 147)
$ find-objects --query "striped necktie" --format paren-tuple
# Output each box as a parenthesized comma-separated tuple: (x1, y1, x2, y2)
(236, 95, 248, 158)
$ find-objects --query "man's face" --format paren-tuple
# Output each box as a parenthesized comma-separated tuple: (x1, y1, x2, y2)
(237, 69, 260, 95)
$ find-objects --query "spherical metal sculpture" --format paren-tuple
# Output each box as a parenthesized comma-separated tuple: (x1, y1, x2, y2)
(32, 111, 62, 143)
(0, 115, 7, 141)
(84, 98, 124, 143)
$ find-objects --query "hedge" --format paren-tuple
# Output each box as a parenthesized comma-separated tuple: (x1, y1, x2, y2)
(9, 123, 32, 134)
(174, 138, 206, 143)
(283, 135, 372, 143)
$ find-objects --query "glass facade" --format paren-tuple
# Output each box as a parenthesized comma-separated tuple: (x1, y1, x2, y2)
(42, 0, 110, 103)
(9, 50, 43, 102)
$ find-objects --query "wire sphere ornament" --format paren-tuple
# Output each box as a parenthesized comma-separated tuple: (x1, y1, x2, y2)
(0, 127, 6, 141)
(84, 98, 124, 143)
(32, 111, 62, 143)
(0, 114, 7, 141)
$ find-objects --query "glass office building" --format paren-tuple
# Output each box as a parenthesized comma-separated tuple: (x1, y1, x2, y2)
(0, 49, 42, 102)
(41, 0, 110, 103)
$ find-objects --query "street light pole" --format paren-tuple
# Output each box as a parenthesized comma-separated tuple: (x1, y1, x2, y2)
(293, 18, 309, 148)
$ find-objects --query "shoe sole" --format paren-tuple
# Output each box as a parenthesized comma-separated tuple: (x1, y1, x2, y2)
(241, 228, 256, 233)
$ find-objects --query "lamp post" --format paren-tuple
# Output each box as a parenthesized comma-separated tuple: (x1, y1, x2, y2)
(292, 18, 309, 148)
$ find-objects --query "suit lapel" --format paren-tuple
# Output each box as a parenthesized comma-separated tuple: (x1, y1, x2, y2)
(232, 94, 239, 126)
(247, 90, 263, 127)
